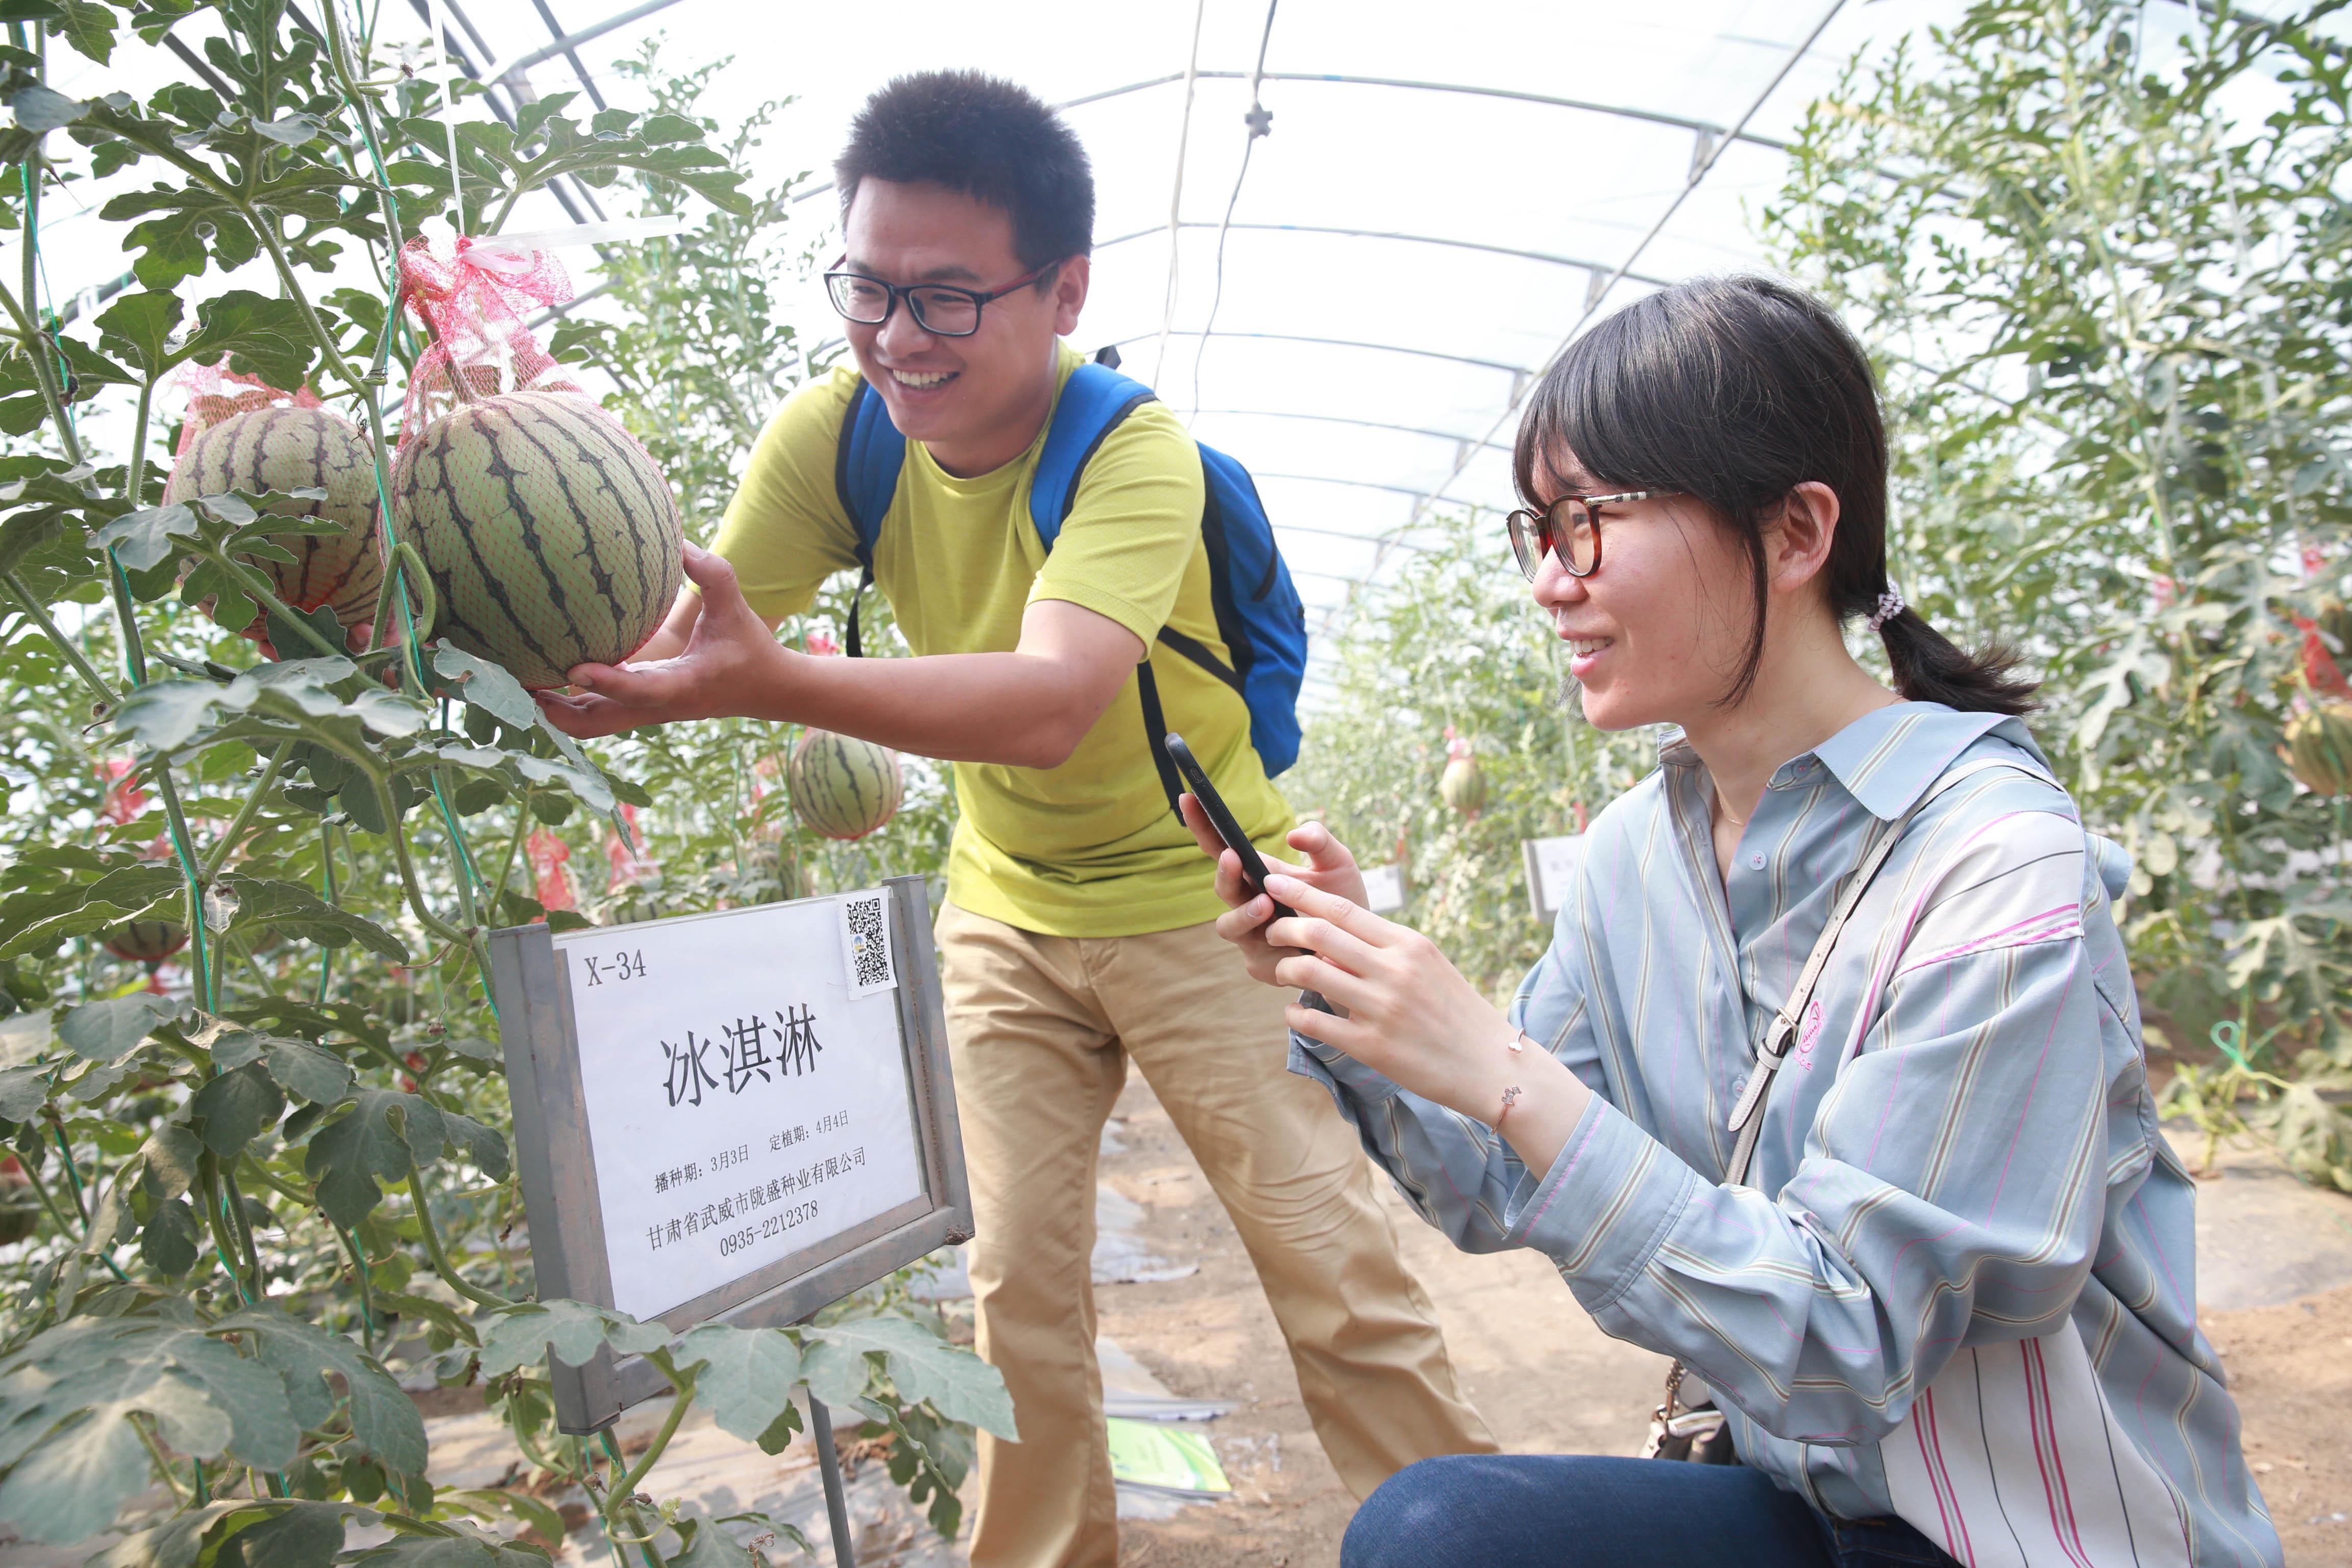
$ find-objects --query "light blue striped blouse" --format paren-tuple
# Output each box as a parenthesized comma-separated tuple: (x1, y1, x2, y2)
(1293, 703, 2281, 1566)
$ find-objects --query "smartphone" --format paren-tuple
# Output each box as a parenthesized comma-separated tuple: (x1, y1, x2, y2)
(1163, 732, 1334, 1015)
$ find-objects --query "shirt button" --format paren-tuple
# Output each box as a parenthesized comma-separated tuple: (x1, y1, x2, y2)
(1747, 850, 1767, 870)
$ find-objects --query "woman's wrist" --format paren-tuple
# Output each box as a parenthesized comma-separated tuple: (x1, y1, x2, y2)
(1484, 1031, 1591, 1174)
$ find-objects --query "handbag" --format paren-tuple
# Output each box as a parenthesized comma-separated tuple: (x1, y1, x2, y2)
(1642, 755, 2047, 1462)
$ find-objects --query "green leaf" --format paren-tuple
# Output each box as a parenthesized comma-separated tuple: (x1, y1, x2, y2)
(666, 1515, 752, 1568)
(439, 1109, 510, 1181)
(476, 1300, 666, 1378)
(0, 1403, 158, 1544)
(0, 1062, 45, 1119)
(0, 862, 184, 961)
(302, 1089, 444, 1229)
(58, 991, 180, 1063)
(86, 1500, 281, 1568)
(671, 1323, 800, 1443)
(109, 674, 224, 747)
(217, 1499, 351, 1568)
(140, 1121, 202, 1198)
(804, 1317, 1017, 1440)
(91, 501, 204, 573)
(191, 1062, 285, 1156)
(48, 0, 115, 65)
(218, 877, 406, 960)
(217, 1307, 427, 1476)
(139, 1196, 200, 1275)
(7, 80, 85, 133)
(173, 290, 320, 391)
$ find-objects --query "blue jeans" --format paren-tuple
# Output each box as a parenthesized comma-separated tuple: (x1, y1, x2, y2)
(1342, 1456, 1962, 1568)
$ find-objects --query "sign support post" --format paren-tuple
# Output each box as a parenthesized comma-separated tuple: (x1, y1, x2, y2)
(805, 1395, 856, 1568)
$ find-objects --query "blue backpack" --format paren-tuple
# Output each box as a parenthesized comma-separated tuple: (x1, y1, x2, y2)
(833, 358, 1309, 806)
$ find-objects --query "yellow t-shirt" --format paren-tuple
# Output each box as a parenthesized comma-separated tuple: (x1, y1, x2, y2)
(710, 345, 1294, 938)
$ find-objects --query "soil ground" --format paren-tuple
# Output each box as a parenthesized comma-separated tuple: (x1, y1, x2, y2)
(1092, 1074, 2352, 1568)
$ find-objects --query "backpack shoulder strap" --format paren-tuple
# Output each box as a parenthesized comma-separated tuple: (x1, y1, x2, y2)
(834, 376, 904, 658)
(1027, 361, 1160, 548)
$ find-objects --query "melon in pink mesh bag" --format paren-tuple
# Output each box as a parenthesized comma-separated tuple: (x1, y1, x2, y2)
(161, 360, 384, 643)
(389, 234, 683, 690)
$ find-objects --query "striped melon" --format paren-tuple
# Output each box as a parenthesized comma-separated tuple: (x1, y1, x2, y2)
(788, 728, 903, 841)
(104, 919, 188, 964)
(392, 390, 683, 690)
(163, 405, 383, 633)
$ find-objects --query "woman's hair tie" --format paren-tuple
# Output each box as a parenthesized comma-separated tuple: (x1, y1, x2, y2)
(1867, 588, 1907, 633)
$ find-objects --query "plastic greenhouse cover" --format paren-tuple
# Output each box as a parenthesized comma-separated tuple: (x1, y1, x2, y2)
(26, 0, 2324, 689)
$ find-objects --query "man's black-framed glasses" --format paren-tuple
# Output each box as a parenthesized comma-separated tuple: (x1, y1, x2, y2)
(1505, 491, 1665, 581)
(823, 256, 1061, 338)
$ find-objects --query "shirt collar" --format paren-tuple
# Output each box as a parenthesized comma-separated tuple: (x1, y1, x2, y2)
(1654, 702, 2048, 821)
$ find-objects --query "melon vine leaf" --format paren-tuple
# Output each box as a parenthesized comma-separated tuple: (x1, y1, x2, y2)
(218, 1306, 428, 1474)
(303, 1087, 449, 1228)
(0, 1062, 46, 1118)
(0, 862, 182, 959)
(217, 877, 406, 960)
(140, 1121, 203, 1198)
(664, 1514, 753, 1568)
(477, 1300, 670, 1379)
(190, 1060, 284, 1155)
(669, 1322, 802, 1443)
(138, 1195, 200, 1275)
(58, 991, 181, 1063)
(803, 1317, 1017, 1440)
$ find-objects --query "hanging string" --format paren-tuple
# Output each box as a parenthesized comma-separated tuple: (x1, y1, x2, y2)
(1190, 0, 1280, 420)
(426, 0, 465, 236)
(1149, 0, 1208, 389)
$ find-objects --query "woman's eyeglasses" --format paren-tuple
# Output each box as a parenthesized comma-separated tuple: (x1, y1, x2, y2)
(823, 256, 1062, 338)
(1505, 491, 1665, 581)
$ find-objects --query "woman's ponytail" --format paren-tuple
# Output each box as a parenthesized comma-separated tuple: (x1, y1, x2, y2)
(1877, 605, 2039, 716)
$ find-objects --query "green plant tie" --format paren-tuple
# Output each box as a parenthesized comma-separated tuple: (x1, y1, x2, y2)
(596, 1429, 662, 1568)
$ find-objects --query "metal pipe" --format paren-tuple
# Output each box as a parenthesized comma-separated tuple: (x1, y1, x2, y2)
(1102, 328, 1530, 377)
(1096, 221, 1677, 286)
(533, 0, 610, 111)
(483, 0, 685, 88)
(1193, 407, 1511, 451)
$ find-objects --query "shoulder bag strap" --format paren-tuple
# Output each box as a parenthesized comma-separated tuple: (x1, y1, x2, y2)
(1718, 753, 2053, 1187)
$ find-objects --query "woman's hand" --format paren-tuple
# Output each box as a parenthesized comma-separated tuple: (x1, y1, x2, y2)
(1178, 800, 1367, 990)
(1257, 873, 1593, 1169)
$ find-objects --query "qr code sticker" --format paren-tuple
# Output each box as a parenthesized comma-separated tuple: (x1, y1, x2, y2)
(839, 892, 896, 996)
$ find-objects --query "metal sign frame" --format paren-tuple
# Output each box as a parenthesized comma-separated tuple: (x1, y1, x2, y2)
(488, 874, 971, 1434)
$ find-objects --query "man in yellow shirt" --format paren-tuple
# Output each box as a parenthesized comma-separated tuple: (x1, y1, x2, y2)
(540, 70, 1491, 1564)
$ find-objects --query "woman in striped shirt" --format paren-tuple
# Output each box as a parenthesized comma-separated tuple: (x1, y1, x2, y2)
(1188, 276, 2280, 1567)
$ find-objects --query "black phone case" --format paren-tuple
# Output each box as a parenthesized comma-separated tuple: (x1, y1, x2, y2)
(1162, 731, 1333, 1015)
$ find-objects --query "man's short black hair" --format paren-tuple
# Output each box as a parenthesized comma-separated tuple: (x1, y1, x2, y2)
(836, 71, 1094, 275)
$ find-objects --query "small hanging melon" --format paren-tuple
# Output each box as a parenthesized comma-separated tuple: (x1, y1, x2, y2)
(104, 919, 189, 964)
(1439, 727, 1487, 819)
(2284, 701, 2352, 796)
(788, 728, 903, 841)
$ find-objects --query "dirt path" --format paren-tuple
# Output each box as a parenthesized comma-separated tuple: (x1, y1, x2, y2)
(1093, 1074, 2352, 1567)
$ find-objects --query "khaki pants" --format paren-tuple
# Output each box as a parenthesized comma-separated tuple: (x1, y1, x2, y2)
(937, 902, 1496, 1568)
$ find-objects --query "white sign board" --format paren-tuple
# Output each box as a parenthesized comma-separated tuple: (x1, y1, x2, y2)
(1361, 862, 1408, 916)
(490, 877, 970, 1432)
(1523, 835, 1588, 924)
(558, 891, 926, 1321)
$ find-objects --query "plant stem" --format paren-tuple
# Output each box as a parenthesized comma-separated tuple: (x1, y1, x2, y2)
(221, 1167, 265, 1302)
(124, 378, 154, 507)
(603, 1351, 696, 1527)
(404, 1152, 512, 1309)
(2, 569, 119, 705)
(203, 741, 296, 881)
(334, 1220, 377, 1357)
(130, 1412, 195, 1507)
(16, 1148, 76, 1239)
